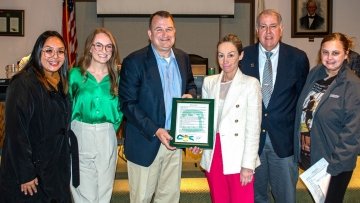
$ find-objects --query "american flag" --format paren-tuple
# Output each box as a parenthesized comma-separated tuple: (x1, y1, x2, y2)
(62, 0, 78, 67)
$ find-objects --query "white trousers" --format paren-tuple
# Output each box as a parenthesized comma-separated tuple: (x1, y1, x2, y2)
(70, 120, 118, 203)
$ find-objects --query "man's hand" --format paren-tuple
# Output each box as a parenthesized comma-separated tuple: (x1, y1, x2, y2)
(155, 128, 176, 150)
(21, 178, 38, 196)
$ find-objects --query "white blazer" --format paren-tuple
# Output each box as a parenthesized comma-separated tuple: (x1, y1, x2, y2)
(200, 68, 262, 174)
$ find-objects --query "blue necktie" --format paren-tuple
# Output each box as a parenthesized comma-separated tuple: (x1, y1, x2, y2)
(262, 51, 273, 108)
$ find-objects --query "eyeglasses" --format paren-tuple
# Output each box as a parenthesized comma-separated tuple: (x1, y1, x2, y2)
(92, 43, 113, 52)
(42, 47, 66, 58)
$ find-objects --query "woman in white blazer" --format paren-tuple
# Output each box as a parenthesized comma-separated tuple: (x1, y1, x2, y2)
(198, 34, 262, 202)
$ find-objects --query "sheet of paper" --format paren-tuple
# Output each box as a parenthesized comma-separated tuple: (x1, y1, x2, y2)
(299, 158, 331, 203)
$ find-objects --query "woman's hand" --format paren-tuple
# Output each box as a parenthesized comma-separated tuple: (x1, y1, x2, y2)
(189, 146, 202, 154)
(21, 178, 38, 196)
(240, 167, 254, 186)
(182, 94, 193, 99)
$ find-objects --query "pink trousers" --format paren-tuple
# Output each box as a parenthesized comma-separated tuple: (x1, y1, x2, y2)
(205, 133, 254, 203)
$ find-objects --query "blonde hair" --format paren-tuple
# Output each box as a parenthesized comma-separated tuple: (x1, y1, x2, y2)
(317, 32, 354, 64)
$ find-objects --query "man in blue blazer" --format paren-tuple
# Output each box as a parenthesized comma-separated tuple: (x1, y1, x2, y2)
(240, 9, 309, 203)
(119, 11, 196, 203)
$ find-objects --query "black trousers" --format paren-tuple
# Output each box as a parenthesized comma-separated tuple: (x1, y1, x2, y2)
(325, 170, 353, 203)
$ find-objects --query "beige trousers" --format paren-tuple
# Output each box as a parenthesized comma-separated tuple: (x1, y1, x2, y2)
(70, 120, 118, 203)
(127, 144, 182, 203)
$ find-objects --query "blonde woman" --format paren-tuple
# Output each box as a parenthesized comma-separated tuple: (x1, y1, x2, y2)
(69, 28, 123, 202)
(194, 34, 262, 202)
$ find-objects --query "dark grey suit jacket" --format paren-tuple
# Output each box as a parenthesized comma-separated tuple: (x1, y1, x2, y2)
(119, 44, 196, 166)
(300, 14, 324, 30)
(294, 64, 360, 175)
(240, 42, 309, 158)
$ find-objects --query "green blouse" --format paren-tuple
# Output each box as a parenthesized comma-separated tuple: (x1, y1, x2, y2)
(69, 67, 123, 131)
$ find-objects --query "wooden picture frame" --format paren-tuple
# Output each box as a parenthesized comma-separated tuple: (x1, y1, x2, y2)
(291, 0, 332, 38)
(0, 9, 25, 37)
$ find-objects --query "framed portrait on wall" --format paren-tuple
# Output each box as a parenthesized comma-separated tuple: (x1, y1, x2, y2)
(0, 9, 24, 37)
(291, 0, 332, 38)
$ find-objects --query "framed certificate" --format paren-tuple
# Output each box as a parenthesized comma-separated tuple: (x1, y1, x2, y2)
(0, 10, 25, 37)
(170, 98, 214, 149)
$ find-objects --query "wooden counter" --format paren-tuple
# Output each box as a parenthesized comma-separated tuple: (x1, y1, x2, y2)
(0, 102, 4, 148)
(0, 79, 9, 148)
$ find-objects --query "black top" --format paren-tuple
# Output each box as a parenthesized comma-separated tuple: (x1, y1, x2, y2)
(0, 68, 72, 202)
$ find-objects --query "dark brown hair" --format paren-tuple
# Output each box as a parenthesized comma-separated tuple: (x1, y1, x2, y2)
(149, 10, 175, 29)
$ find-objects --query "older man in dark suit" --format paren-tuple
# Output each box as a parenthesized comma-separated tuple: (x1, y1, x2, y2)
(300, 0, 325, 30)
(240, 9, 309, 203)
(119, 10, 196, 203)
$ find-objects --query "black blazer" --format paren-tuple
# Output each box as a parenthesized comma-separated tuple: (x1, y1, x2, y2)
(240, 42, 309, 158)
(300, 14, 324, 30)
(119, 44, 196, 166)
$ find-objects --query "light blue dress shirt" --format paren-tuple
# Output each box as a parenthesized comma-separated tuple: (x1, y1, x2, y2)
(151, 45, 182, 130)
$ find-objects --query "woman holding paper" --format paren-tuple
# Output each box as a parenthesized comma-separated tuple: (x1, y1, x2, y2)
(194, 34, 262, 202)
(294, 32, 360, 202)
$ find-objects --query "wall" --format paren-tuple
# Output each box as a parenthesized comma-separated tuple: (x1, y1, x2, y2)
(0, 1, 251, 76)
(262, 0, 360, 67)
(75, 2, 251, 72)
(0, 0, 62, 77)
(0, 0, 359, 78)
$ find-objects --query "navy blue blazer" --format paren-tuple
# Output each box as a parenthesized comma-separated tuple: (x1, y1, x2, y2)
(240, 42, 309, 158)
(119, 44, 196, 166)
